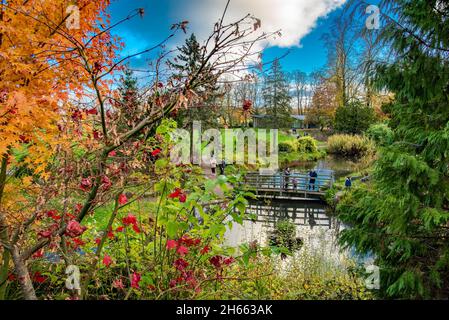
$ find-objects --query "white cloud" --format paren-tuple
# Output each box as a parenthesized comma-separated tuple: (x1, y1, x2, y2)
(173, 0, 346, 48)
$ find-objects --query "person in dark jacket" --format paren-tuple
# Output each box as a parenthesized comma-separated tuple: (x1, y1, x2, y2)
(309, 170, 318, 190)
(219, 159, 226, 175)
(284, 168, 291, 189)
(345, 177, 352, 189)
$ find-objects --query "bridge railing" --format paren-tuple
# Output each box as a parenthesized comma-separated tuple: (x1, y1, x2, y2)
(244, 172, 334, 194)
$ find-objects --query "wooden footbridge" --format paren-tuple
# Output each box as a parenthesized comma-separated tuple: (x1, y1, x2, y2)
(244, 170, 334, 201)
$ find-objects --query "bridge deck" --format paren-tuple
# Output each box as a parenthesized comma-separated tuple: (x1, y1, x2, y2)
(245, 172, 334, 200)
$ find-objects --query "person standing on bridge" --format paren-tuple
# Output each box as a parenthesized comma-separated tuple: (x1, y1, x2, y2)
(284, 168, 291, 189)
(219, 159, 227, 175)
(292, 176, 298, 190)
(309, 170, 318, 191)
(210, 156, 217, 175)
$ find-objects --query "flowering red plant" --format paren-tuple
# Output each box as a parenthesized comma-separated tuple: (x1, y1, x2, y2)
(103, 255, 113, 267)
(65, 220, 87, 238)
(118, 194, 128, 205)
(131, 272, 141, 289)
(80, 178, 92, 192)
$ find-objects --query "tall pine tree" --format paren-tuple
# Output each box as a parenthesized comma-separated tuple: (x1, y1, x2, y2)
(168, 34, 219, 128)
(338, 0, 449, 299)
(262, 59, 293, 128)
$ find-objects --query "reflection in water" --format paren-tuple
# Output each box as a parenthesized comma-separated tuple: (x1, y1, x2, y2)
(285, 155, 362, 179)
(225, 199, 341, 253)
(245, 200, 333, 228)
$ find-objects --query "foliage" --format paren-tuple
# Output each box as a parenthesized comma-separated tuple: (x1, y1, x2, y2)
(337, 0, 449, 299)
(366, 123, 394, 147)
(262, 60, 293, 129)
(307, 79, 338, 130)
(0, 4, 276, 300)
(297, 136, 319, 154)
(278, 142, 296, 153)
(168, 34, 221, 129)
(268, 220, 302, 258)
(327, 134, 375, 159)
(334, 101, 378, 134)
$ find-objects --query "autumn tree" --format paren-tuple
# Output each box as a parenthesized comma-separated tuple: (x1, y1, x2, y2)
(307, 79, 338, 131)
(0, 0, 275, 300)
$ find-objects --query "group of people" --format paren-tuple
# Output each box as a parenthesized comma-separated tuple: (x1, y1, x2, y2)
(209, 157, 226, 176)
(283, 168, 319, 191)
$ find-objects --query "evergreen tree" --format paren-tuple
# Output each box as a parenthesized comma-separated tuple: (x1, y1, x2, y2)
(116, 68, 141, 131)
(334, 100, 377, 134)
(168, 34, 219, 128)
(262, 59, 293, 128)
(338, 0, 449, 299)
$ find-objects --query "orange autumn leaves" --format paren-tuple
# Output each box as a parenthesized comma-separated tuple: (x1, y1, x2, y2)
(0, 0, 120, 170)
(0, 1, 120, 227)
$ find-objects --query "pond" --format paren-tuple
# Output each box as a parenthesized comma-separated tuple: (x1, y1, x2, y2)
(224, 199, 349, 268)
(283, 155, 363, 179)
(224, 155, 369, 268)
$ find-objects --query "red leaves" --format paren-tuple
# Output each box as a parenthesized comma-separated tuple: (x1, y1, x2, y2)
(122, 214, 140, 233)
(108, 151, 117, 157)
(93, 130, 102, 140)
(243, 99, 253, 112)
(86, 108, 98, 115)
(32, 249, 44, 259)
(46, 210, 61, 221)
(38, 223, 58, 239)
(101, 176, 112, 191)
(200, 245, 211, 255)
(71, 110, 83, 122)
(166, 239, 177, 250)
(173, 258, 189, 271)
(172, 20, 189, 34)
(102, 255, 113, 267)
(131, 272, 141, 289)
(32, 272, 47, 284)
(122, 213, 137, 226)
(151, 148, 161, 157)
(65, 220, 87, 238)
(176, 246, 189, 256)
(168, 188, 182, 199)
(179, 193, 187, 203)
(179, 235, 200, 247)
(113, 278, 125, 289)
(93, 61, 103, 74)
(168, 188, 187, 203)
(73, 237, 85, 246)
(80, 178, 92, 192)
(209, 255, 235, 269)
(118, 193, 128, 205)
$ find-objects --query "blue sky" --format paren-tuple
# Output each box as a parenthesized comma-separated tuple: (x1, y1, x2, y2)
(106, 0, 348, 75)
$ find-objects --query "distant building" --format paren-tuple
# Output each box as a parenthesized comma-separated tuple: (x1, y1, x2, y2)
(252, 114, 312, 129)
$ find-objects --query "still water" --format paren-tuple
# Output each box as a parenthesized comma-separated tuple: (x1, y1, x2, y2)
(224, 156, 366, 267)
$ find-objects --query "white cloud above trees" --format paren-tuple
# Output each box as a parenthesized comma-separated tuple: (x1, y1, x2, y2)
(174, 0, 346, 48)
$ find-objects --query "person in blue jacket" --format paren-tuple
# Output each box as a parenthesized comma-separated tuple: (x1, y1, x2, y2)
(345, 177, 352, 189)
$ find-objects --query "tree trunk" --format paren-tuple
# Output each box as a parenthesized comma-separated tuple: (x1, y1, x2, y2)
(0, 154, 10, 299)
(11, 246, 37, 300)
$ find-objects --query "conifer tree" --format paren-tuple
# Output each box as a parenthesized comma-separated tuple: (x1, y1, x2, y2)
(168, 34, 219, 128)
(262, 59, 293, 128)
(338, 0, 449, 299)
